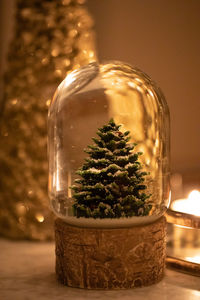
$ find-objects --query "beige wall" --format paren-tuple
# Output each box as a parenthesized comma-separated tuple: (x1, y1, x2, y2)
(88, 0, 200, 173)
(0, 0, 15, 113)
(0, 0, 14, 74)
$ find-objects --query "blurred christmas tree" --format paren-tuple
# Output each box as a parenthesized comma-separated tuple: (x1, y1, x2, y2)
(0, 0, 96, 240)
(72, 119, 152, 218)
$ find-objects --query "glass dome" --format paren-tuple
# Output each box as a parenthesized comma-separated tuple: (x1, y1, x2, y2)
(48, 61, 170, 227)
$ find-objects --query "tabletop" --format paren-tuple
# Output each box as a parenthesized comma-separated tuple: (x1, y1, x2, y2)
(1, 238, 200, 300)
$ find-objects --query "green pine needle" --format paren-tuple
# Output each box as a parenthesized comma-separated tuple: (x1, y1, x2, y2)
(71, 119, 151, 218)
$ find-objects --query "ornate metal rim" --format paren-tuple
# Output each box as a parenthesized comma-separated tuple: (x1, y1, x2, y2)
(166, 256, 200, 277)
(165, 208, 200, 229)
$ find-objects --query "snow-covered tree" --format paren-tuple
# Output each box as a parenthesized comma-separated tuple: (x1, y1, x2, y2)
(72, 119, 151, 218)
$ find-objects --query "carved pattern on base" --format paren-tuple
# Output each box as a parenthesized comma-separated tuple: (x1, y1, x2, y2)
(55, 217, 166, 289)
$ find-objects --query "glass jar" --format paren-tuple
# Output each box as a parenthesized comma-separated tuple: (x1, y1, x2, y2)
(48, 61, 170, 227)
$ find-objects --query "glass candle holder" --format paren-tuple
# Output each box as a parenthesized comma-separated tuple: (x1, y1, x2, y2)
(48, 61, 170, 226)
(166, 189, 200, 276)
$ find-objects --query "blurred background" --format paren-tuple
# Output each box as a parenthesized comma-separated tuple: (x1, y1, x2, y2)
(1, 0, 200, 173)
(0, 0, 199, 240)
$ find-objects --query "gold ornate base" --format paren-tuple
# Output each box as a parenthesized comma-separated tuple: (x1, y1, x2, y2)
(55, 216, 166, 289)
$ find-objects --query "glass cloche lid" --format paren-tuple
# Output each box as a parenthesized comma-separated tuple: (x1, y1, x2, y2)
(48, 61, 170, 227)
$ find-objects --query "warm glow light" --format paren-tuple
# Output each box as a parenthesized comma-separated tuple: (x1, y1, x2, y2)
(192, 291, 200, 297)
(35, 213, 44, 223)
(186, 255, 200, 264)
(55, 69, 62, 76)
(89, 50, 94, 58)
(11, 98, 18, 105)
(188, 190, 200, 201)
(172, 190, 200, 216)
(167, 190, 171, 208)
(58, 72, 76, 91)
(65, 73, 76, 86)
(46, 99, 51, 107)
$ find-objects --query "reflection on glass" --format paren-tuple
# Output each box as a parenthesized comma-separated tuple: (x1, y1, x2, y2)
(48, 61, 170, 224)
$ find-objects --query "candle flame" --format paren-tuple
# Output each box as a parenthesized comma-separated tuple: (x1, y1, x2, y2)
(186, 255, 200, 264)
(188, 189, 200, 201)
(172, 189, 200, 216)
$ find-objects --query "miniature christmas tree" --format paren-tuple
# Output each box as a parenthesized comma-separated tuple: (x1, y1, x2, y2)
(72, 119, 151, 218)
